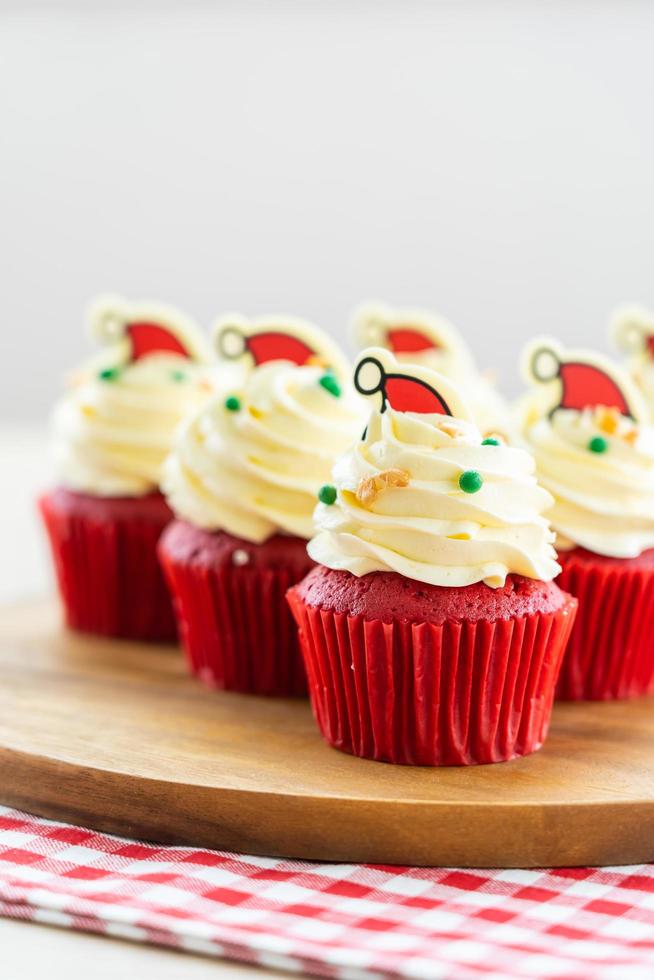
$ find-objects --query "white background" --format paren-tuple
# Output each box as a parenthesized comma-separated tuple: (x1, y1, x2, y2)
(2, 0, 654, 423)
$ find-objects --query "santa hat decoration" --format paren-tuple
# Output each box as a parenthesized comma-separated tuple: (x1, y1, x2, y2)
(351, 302, 470, 360)
(354, 348, 473, 421)
(387, 327, 440, 355)
(88, 295, 207, 364)
(213, 314, 351, 380)
(126, 322, 189, 361)
(522, 338, 646, 423)
(610, 305, 654, 360)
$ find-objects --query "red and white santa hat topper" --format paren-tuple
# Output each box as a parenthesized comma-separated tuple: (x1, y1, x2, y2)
(354, 347, 473, 422)
(213, 313, 351, 381)
(521, 337, 647, 423)
(610, 304, 654, 360)
(88, 295, 208, 364)
(351, 301, 472, 364)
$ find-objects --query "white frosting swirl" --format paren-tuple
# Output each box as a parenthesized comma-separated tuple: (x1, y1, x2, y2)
(522, 406, 654, 557)
(51, 354, 211, 496)
(308, 408, 560, 587)
(163, 361, 366, 542)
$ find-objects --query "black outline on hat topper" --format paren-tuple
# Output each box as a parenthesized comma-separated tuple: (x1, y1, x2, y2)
(523, 337, 646, 423)
(87, 294, 208, 364)
(213, 314, 351, 380)
(351, 301, 467, 356)
(216, 321, 249, 361)
(610, 305, 654, 359)
(354, 355, 453, 415)
(352, 347, 473, 427)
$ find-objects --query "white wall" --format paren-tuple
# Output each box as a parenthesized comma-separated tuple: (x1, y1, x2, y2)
(2, 0, 654, 421)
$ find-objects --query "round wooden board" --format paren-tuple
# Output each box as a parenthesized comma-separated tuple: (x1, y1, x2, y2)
(3, 600, 654, 868)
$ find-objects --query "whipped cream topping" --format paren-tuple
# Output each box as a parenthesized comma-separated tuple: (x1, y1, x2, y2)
(163, 361, 366, 542)
(523, 406, 654, 557)
(308, 407, 560, 588)
(51, 354, 212, 497)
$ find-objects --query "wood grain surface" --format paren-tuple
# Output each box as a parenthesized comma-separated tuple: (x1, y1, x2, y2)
(2, 600, 654, 868)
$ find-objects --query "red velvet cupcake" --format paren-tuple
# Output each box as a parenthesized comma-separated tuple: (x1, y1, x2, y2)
(159, 314, 364, 695)
(288, 349, 576, 765)
(289, 568, 575, 765)
(41, 295, 211, 641)
(40, 488, 176, 642)
(159, 521, 313, 695)
(520, 339, 654, 700)
(556, 547, 654, 700)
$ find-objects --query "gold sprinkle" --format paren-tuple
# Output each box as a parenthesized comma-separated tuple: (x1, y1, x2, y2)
(624, 429, 639, 446)
(307, 354, 329, 369)
(356, 479, 376, 506)
(81, 405, 95, 419)
(483, 431, 507, 444)
(356, 468, 410, 506)
(438, 421, 462, 438)
(597, 407, 620, 435)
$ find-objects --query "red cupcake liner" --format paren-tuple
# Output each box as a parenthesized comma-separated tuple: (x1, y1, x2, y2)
(39, 488, 176, 643)
(159, 528, 312, 697)
(287, 592, 577, 765)
(556, 554, 654, 700)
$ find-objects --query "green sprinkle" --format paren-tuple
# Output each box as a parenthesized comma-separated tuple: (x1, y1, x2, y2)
(318, 484, 337, 505)
(481, 437, 500, 446)
(459, 470, 483, 494)
(319, 373, 341, 398)
(98, 366, 120, 382)
(225, 395, 241, 412)
(588, 435, 609, 454)
(171, 369, 186, 382)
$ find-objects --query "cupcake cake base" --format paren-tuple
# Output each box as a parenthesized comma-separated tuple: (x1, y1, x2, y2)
(288, 567, 577, 766)
(556, 546, 654, 701)
(39, 487, 177, 643)
(159, 520, 313, 696)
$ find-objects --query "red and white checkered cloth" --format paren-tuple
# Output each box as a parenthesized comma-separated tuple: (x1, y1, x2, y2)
(2, 807, 654, 979)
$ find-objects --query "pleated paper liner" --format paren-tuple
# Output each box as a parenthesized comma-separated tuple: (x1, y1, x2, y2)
(556, 548, 654, 700)
(159, 523, 313, 697)
(39, 487, 177, 643)
(288, 588, 577, 766)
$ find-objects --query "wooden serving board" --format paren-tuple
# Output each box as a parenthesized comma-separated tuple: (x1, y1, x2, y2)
(2, 600, 654, 868)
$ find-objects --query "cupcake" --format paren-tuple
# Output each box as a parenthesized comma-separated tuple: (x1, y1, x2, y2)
(352, 301, 512, 440)
(287, 349, 576, 765)
(611, 304, 654, 420)
(40, 295, 211, 642)
(519, 338, 654, 700)
(159, 314, 365, 696)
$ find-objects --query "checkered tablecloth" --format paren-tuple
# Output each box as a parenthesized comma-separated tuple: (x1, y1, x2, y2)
(2, 807, 654, 979)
